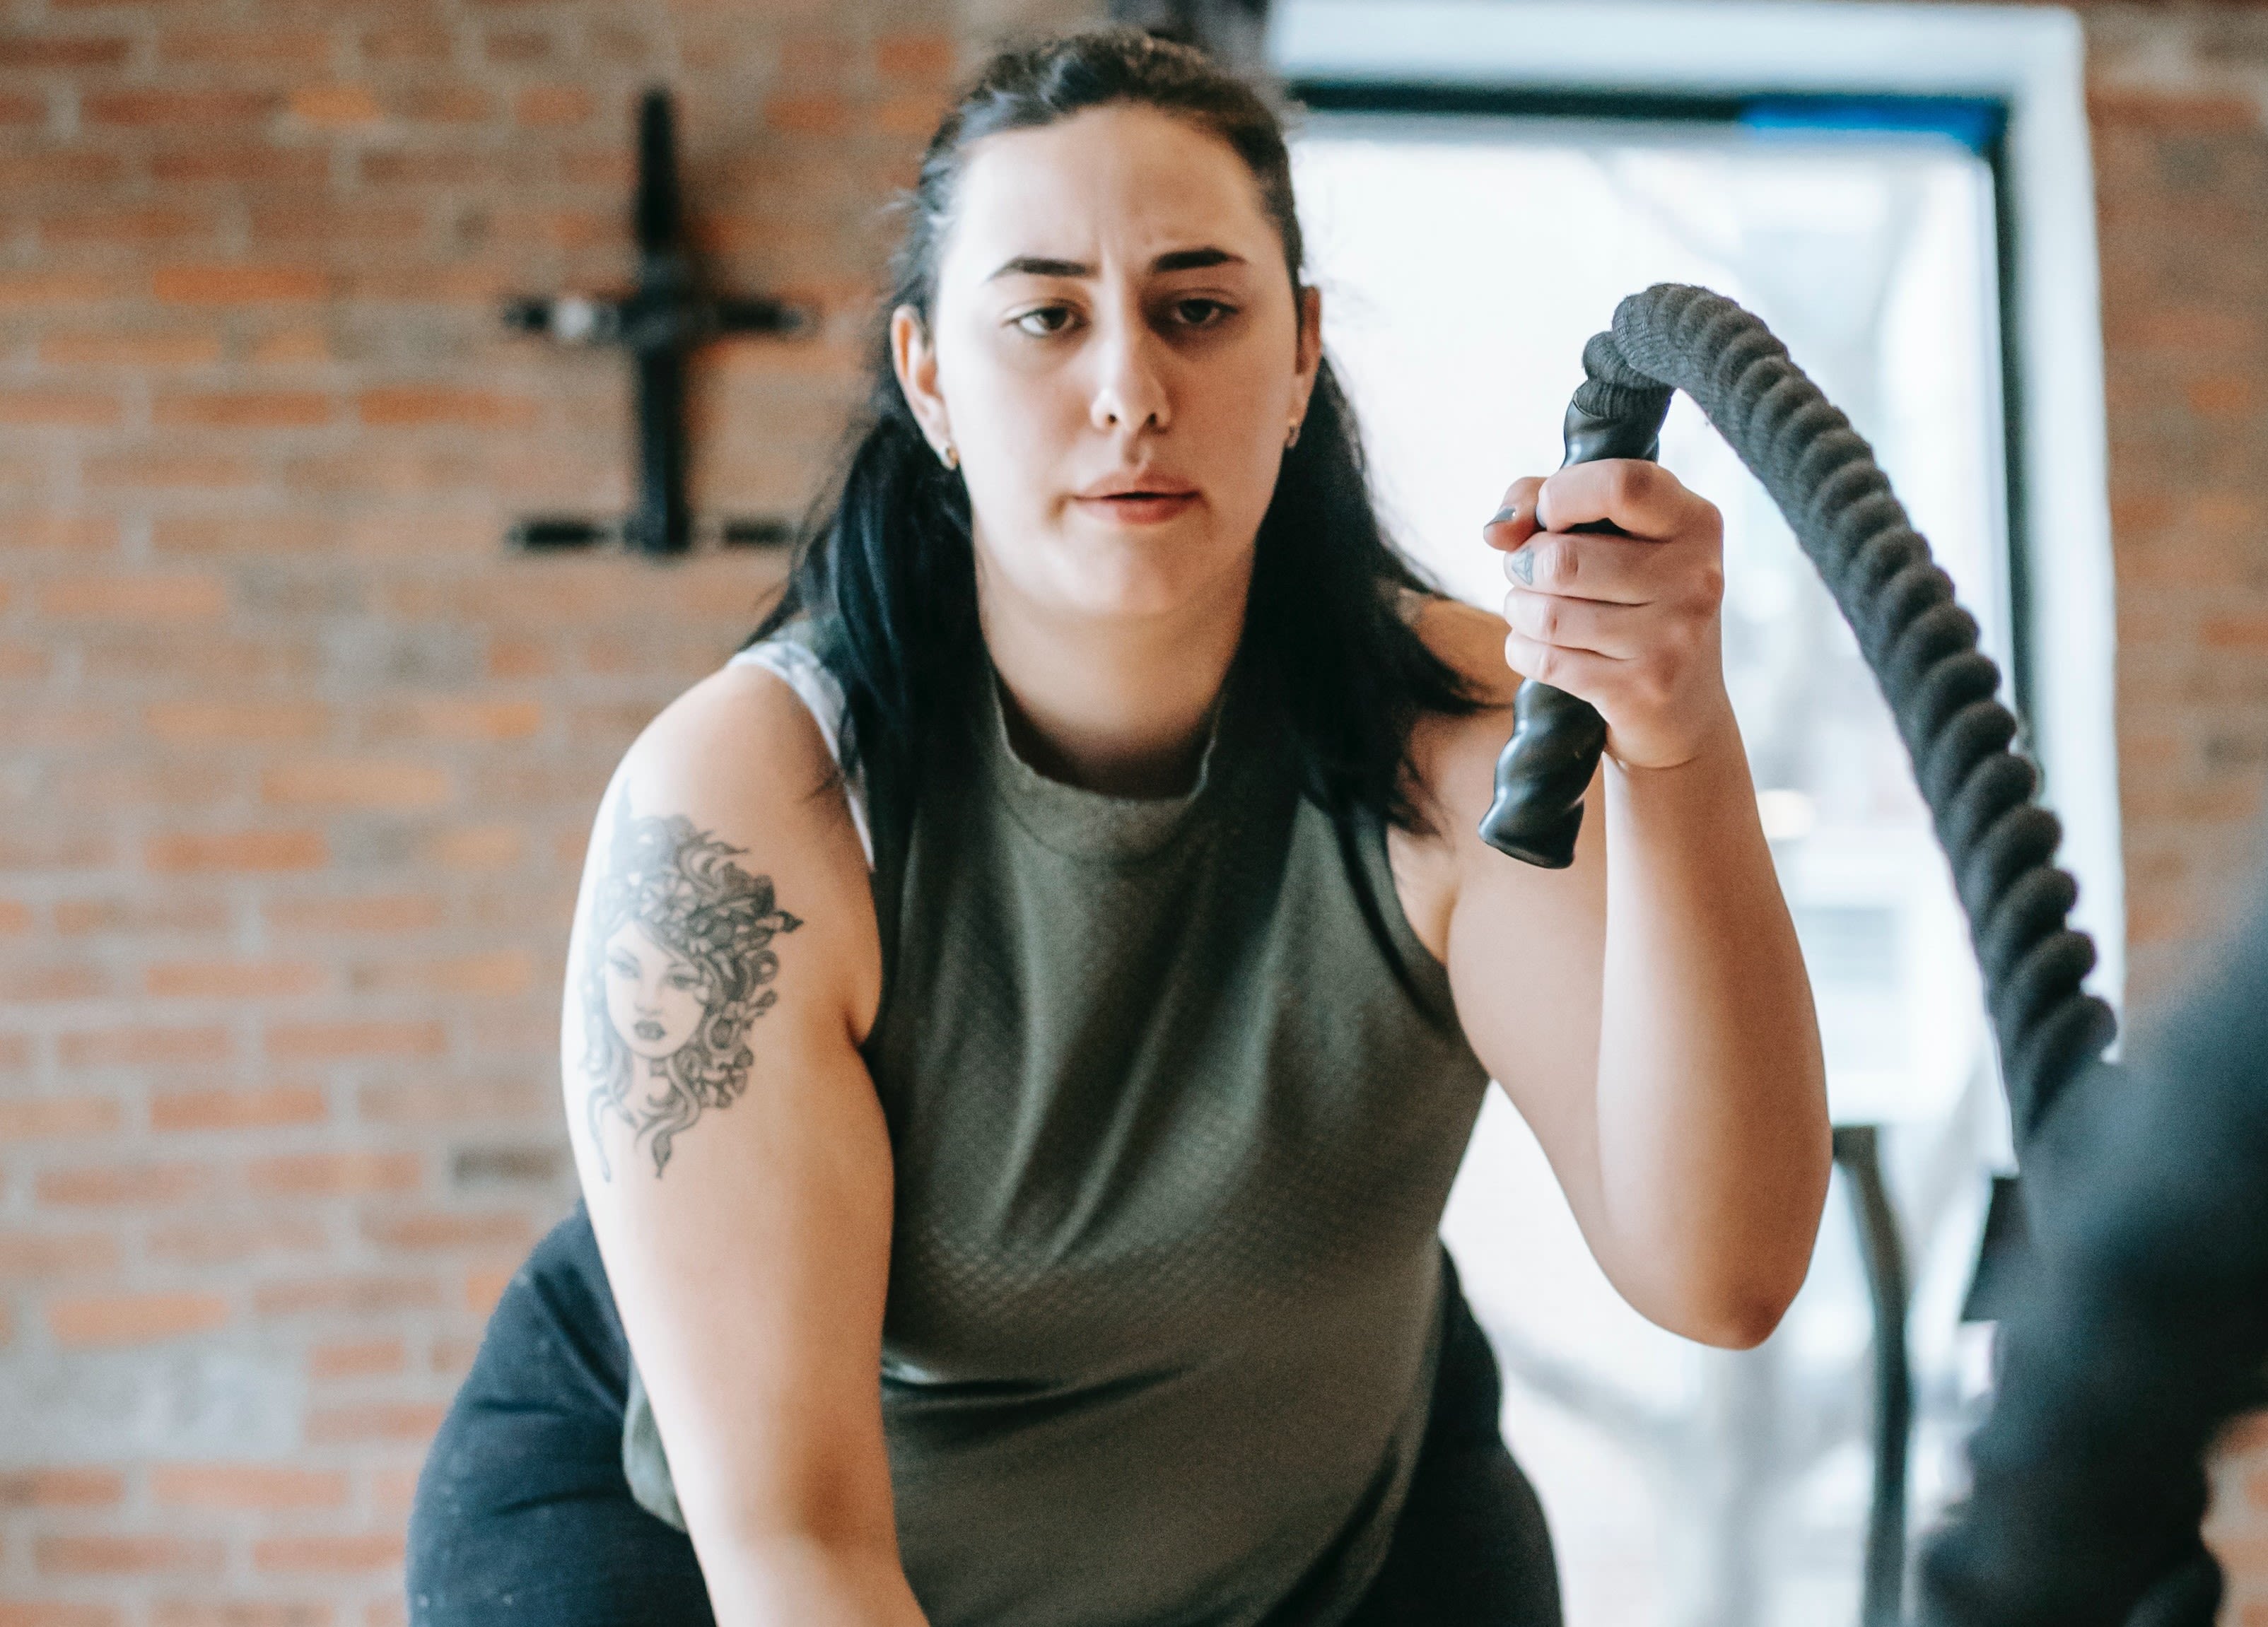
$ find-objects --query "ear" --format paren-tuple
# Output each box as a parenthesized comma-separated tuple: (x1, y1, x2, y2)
(1292, 284, 1323, 421)
(890, 304, 952, 457)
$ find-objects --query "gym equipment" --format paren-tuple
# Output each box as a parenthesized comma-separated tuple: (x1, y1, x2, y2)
(501, 88, 812, 556)
(1484, 285, 2242, 1627)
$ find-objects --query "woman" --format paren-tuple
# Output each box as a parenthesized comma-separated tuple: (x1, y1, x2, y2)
(408, 29, 1828, 1627)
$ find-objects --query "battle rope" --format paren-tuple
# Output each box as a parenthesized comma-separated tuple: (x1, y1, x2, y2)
(1480, 283, 2117, 1149)
(1478, 286, 2242, 1626)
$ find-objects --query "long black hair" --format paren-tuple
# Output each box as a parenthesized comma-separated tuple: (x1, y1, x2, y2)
(749, 28, 1482, 996)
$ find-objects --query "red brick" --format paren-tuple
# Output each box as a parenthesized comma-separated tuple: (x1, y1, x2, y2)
(84, 91, 277, 127)
(354, 387, 540, 428)
(250, 326, 332, 363)
(35, 1536, 226, 1577)
(40, 574, 226, 621)
(303, 1403, 445, 1445)
(151, 1084, 328, 1131)
(369, 1463, 421, 1516)
(146, 831, 327, 874)
(0, 35, 132, 69)
(0, 1604, 121, 1627)
(56, 1026, 230, 1067)
(82, 450, 261, 490)
(0, 1098, 122, 1140)
(262, 1018, 447, 1064)
(37, 326, 222, 365)
(359, 1209, 533, 1252)
(2088, 86, 2260, 131)
(0, 91, 47, 125)
(153, 389, 334, 429)
(514, 84, 592, 127)
(0, 963, 105, 1001)
(6, 515, 119, 551)
(425, 826, 522, 869)
(40, 207, 219, 249)
(263, 894, 447, 934)
(146, 700, 329, 743)
(290, 85, 381, 127)
(0, 389, 121, 427)
(262, 758, 452, 809)
(47, 1292, 233, 1346)
(151, 1465, 349, 1512)
(252, 1535, 404, 1575)
(247, 202, 423, 246)
(153, 264, 329, 305)
(390, 84, 494, 125)
(36, 1163, 211, 1207)
(146, 958, 325, 1002)
(245, 1151, 423, 1195)
(0, 1468, 126, 1508)
(255, 1274, 440, 1317)
(766, 93, 850, 136)
(877, 31, 957, 82)
(151, 146, 329, 188)
(158, 28, 333, 68)
(465, 1264, 515, 1317)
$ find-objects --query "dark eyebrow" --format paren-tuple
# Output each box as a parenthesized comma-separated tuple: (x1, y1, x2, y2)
(984, 247, 1248, 281)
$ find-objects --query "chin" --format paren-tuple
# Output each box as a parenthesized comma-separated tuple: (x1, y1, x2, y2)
(1049, 519, 1249, 623)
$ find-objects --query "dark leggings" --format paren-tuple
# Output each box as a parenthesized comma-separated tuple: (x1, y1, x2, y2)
(407, 1204, 1560, 1626)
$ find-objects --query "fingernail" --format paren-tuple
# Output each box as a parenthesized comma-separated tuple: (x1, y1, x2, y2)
(1506, 546, 1535, 586)
(1485, 505, 1519, 531)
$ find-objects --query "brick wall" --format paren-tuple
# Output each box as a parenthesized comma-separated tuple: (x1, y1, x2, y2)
(0, 0, 1087, 1621)
(3, 0, 2267, 1623)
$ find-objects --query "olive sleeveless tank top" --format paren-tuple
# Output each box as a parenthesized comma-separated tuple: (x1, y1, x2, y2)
(621, 625, 1494, 1627)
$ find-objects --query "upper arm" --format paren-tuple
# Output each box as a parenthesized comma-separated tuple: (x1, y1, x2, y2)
(559, 663, 899, 1563)
(1398, 599, 1612, 1202)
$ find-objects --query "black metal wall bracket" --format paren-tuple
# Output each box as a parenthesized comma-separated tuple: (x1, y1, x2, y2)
(502, 86, 814, 558)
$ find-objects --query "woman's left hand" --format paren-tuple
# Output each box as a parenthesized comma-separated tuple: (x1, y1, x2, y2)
(1482, 460, 1733, 773)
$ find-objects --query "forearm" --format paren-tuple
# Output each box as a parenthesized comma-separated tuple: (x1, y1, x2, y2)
(698, 1530, 930, 1627)
(1592, 715, 1830, 1346)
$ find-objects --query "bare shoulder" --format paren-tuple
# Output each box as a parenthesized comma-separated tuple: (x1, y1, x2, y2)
(593, 658, 882, 1047)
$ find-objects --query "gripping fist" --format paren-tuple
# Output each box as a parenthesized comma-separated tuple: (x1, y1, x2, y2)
(1483, 459, 1734, 773)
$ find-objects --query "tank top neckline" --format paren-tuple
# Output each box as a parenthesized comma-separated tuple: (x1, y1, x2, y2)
(978, 657, 1251, 867)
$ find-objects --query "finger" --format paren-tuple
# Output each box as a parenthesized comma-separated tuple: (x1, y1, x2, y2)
(1503, 585, 1648, 661)
(1503, 529, 1680, 605)
(1503, 629, 1623, 696)
(1537, 459, 1705, 541)
(1480, 475, 1548, 553)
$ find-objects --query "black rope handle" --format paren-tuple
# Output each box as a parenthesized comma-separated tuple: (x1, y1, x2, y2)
(1480, 284, 2115, 1139)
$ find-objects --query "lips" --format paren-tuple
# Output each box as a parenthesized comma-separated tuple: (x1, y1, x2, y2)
(633, 1019, 666, 1042)
(1072, 476, 1199, 524)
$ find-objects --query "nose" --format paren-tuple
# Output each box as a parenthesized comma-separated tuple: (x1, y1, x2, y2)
(1088, 302, 1170, 438)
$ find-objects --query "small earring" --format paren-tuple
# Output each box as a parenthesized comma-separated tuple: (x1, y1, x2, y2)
(1285, 420, 1302, 450)
(939, 440, 959, 471)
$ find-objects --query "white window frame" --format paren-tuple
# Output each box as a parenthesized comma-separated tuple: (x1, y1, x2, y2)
(1268, 0, 2123, 1009)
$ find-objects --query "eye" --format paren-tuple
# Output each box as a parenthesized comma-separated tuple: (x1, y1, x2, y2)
(665, 968, 701, 992)
(607, 953, 638, 979)
(1010, 304, 1077, 337)
(1170, 297, 1235, 329)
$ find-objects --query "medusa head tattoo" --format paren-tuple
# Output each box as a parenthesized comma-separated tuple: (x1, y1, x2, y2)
(580, 798, 802, 1178)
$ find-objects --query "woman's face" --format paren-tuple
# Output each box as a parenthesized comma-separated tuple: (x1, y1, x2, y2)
(896, 104, 1321, 625)
(602, 921, 706, 1062)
